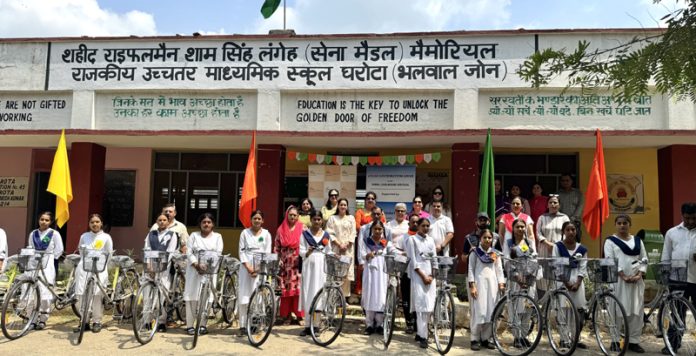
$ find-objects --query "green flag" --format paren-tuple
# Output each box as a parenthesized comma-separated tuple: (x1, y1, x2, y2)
(260, 0, 282, 19)
(479, 129, 496, 221)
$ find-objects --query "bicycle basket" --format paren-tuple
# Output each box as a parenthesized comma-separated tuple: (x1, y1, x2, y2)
(506, 257, 538, 287)
(588, 258, 618, 284)
(325, 254, 351, 278)
(651, 260, 687, 286)
(171, 253, 188, 271)
(82, 249, 110, 273)
(17, 249, 49, 272)
(433, 256, 459, 282)
(142, 250, 168, 274)
(223, 256, 240, 271)
(196, 250, 222, 274)
(384, 254, 410, 276)
(252, 253, 280, 276)
(540, 258, 572, 283)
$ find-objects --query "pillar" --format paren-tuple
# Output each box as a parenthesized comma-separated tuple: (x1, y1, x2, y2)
(66, 143, 105, 252)
(451, 143, 480, 273)
(257, 144, 286, 230)
(658, 145, 696, 233)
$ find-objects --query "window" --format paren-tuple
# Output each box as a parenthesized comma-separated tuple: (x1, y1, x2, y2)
(152, 152, 246, 227)
(490, 154, 578, 198)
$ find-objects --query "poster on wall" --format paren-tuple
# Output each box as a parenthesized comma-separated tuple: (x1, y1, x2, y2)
(0, 177, 29, 208)
(607, 174, 644, 214)
(366, 165, 416, 220)
(308, 165, 357, 212)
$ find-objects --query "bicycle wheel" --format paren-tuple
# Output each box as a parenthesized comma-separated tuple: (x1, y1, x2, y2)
(660, 295, 696, 356)
(310, 286, 346, 347)
(116, 269, 139, 320)
(433, 290, 456, 355)
(592, 292, 628, 356)
(222, 272, 238, 325)
(174, 274, 187, 322)
(1, 279, 40, 340)
(62, 269, 81, 319)
(545, 290, 580, 356)
(192, 283, 210, 349)
(492, 294, 543, 356)
(247, 284, 276, 347)
(77, 278, 95, 345)
(132, 281, 160, 345)
(383, 285, 397, 349)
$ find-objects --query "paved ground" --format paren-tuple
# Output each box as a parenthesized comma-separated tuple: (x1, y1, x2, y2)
(0, 307, 670, 355)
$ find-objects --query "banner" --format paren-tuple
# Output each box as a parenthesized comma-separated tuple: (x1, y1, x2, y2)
(366, 165, 416, 220)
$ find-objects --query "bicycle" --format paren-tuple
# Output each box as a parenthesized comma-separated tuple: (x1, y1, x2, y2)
(536, 257, 581, 356)
(75, 247, 119, 344)
(132, 250, 185, 344)
(382, 253, 410, 349)
(491, 255, 543, 356)
(107, 254, 140, 322)
(169, 252, 188, 322)
(641, 259, 696, 356)
(245, 250, 279, 347)
(1, 248, 79, 340)
(0, 254, 20, 303)
(583, 257, 629, 356)
(309, 250, 351, 347)
(419, 253, 458, 355)
(218, 254, 240, 325)
(190, 250, 222, 349)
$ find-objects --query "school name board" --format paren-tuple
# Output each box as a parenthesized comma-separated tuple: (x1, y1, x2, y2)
(95, 92, 256, 130)
(0, 177, 29, 208)
(49, 37, 523, 90)
(479, 92, 665, 129)
(281, 92, 454, 131)
(0, 93, 72, 130)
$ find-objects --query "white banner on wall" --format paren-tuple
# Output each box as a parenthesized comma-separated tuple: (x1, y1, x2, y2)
(282, 91, 454, 132)
(0, 93, 72, 130)
(366, 165, 416, 219)
(308, 165, 357, 212)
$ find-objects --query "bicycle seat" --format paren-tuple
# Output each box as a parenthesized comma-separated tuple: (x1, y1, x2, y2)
(111, 255, 135, 268)
(65, 254, 81, 266)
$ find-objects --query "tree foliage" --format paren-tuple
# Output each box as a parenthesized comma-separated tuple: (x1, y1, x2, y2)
(518, 0, 696, 103)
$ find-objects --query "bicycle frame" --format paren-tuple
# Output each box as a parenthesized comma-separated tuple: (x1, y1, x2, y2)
(17, 253, 76, 309)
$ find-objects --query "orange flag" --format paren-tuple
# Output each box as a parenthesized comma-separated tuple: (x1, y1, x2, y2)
(582, 129, 609, 240)
(239, 131, 257, 228)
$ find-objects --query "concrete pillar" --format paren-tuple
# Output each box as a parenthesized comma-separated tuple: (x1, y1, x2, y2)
(658, 145, 696, 233)
(451, 143, 480, 273)
(257, 144, 286, 231)
(66, 142, 105, 252)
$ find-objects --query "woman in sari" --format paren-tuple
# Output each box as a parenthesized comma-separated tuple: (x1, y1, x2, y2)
(274, 206, 304, 325)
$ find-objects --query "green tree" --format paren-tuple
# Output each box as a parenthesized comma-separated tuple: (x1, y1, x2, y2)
(517, 0, 696, 102)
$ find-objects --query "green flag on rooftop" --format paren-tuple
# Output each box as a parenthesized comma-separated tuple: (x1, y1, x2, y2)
(260, 0, 282, 19)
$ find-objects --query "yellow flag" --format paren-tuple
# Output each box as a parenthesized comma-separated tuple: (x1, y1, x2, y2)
(47, 130, 73, 228)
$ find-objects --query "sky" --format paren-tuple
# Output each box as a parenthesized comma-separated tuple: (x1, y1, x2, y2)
(0, 0, 685, 38)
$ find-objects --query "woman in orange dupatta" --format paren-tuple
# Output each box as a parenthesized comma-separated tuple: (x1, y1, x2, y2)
(274, 206, 304, 325)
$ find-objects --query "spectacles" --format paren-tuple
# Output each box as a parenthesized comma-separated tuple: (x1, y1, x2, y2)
(329, 194, 338, 197)
(549, 194, 559, 197)
(433, 191, 443, 195)
(366, 197, 375, 201)
(395, 209, 406, 213)
(414, 200, 422, 203)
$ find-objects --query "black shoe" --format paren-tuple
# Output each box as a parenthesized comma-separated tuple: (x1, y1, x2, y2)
(299, 328, 310, 337)
(199, 326, 208, 335)
(405, 325, 415, 334)
(628, 344, 645, 353)
(610, 342, 621, 352)
(91, 323, 102, 333)
(363, 326, 374, 335)
(661, 347, 671, 355)
(157, 324, 167, 332)
(482, 339, 496, 349)
(471, 341, 481, 350)
(34, 322, 46, 331)
(419, 338, 428, 349)
(577, 342, 588, 349)
(375, 326, 384, 335)
(186, 327, 195, 335)
(415, 334, 423, 342)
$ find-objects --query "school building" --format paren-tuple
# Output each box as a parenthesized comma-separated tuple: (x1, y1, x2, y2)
(0, 28, 695, 260)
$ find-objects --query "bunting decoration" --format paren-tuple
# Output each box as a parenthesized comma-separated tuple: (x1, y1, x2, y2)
(286, 150, 444, 166)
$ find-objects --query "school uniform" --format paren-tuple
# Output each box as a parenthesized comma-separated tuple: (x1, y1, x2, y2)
(74, 231, 113, 324)
(467, 246, 504, 342)
(237, 228, 272, 328)
(144, 229, 178, 324)
(28, 228, 64, 323)
(407, 233, 436, 340)
(184, 231, 223, 328)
